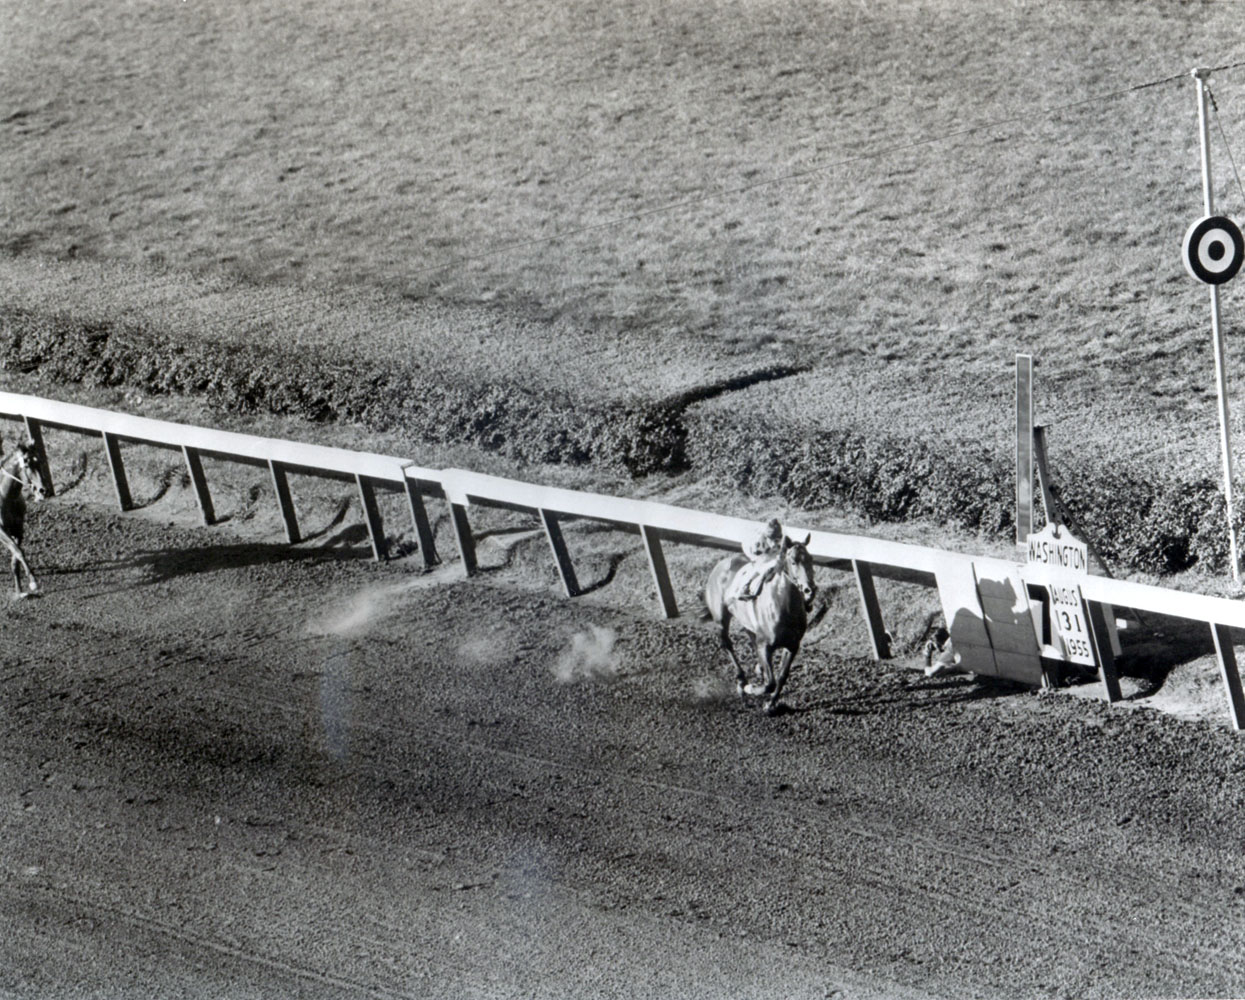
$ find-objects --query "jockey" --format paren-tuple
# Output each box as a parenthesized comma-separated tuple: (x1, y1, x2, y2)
(729, 517, 785, 603)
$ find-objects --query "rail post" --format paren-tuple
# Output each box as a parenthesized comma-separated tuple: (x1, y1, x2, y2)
(402, 470, 441, 569)
(449, 502, 477, 576)
(540, 509, 580, 597)
(1211, 623, 1245, 730)
(101, 432, 133, 511)
(640, 524, 679, 619)
(355, 474, 388, 562)
(268, 460, 300, 544)
(852, 559, 891, 660)
(182, 446, 215, 525)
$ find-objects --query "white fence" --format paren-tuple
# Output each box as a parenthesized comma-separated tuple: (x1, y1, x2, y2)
(2, 390, 1242, 730)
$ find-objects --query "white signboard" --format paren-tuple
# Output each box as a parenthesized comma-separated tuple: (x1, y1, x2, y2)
(1026, 523, 1088, 575)
(1045, 580, 1096, 666)
(1026, 524, 1094, 666)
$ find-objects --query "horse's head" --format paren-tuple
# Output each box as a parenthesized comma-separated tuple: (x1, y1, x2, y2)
(11, 442, 47, 501)
(781, 533, 817, 610)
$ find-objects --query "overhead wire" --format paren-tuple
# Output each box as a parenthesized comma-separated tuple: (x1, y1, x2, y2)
(1207, 83, 1245, 208)
(1106, 69, 1245, 473)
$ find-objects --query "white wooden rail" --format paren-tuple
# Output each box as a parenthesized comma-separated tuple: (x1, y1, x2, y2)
(439, 467, 966, 623)
(2, 390, 1244, 729)
(0, 391, 445, 567)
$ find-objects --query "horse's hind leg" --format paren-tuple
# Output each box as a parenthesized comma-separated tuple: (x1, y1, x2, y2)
(717, 613, 748, 696)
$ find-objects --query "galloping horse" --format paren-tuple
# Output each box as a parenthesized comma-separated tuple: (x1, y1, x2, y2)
(704, 533, 817, 715)
(0, 439, 47, 598)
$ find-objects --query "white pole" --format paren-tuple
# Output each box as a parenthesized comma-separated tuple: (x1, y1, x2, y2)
(1016, 354, 1033, 551)
(1194, 67, 1241, 583)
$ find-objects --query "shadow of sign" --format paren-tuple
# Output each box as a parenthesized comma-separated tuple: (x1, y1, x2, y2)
(936, 559, 1045, 686)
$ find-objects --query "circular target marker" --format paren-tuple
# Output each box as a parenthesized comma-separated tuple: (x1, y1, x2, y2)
(1183, 215, 1244, 285)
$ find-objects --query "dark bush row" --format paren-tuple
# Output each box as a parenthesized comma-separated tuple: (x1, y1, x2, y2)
(684, 409, 1237, 576)
(0, 306, 688, 477)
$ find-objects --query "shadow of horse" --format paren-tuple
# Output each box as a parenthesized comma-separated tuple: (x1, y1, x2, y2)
(796, 672, 1027, 717)
(45, 525, 377, 591)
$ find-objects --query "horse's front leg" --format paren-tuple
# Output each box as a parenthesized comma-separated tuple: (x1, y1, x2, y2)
(20, 555, 37, 596)
(11, 551, 36, 597)
(1, 529, 36, 598)
(744, 639, 774, 697)
(763, 646, 797, 716)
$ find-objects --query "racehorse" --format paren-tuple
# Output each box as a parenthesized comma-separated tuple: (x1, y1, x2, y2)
(704, 533, 817, 715)
(0, 439, 47, 598)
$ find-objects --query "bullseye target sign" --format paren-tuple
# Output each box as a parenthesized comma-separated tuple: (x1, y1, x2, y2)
(1183, 215, 1244, 285)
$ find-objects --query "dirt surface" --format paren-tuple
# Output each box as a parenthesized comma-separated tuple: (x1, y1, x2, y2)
(3, 453, 1245, 1000)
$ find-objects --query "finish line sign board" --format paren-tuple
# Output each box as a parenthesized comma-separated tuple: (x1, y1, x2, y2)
(1027, 523, 1088, 574)
(1026, 524, 1095, 666)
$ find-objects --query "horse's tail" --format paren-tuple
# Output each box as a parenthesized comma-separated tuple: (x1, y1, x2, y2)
(702, 560, 732, 624)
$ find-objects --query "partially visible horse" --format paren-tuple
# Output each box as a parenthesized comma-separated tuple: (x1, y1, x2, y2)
(0, 440, 47, 598)
(704, 533, 817, 715)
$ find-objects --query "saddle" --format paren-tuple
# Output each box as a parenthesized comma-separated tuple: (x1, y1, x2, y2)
(737, 563, 779, 602)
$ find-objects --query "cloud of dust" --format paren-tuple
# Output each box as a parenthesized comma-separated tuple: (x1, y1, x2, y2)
(456, 626, 511, 666)
(305, 566, 460, 637)
(552, 624, 620, 684)
(310, 588, 388, 637)
(691, 674, 736, 703)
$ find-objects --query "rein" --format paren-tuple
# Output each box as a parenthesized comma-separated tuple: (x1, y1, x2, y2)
(0, 461, 36, 493)
(779, 548, 816, 607)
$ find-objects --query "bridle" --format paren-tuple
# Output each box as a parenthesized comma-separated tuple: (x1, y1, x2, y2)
(0, 453, 45, 500)
(781, 543, 818, 611)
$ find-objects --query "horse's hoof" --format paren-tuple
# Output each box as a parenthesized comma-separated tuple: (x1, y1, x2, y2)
(763, 700, 782, 716)
(743, 681, 767, 697)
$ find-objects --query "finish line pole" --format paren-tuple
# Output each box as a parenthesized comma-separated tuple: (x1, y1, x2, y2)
(1194, 67, 1241, 583)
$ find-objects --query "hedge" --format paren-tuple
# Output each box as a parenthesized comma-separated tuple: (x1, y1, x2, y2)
(2, 303, 1236, 575)
(684, 407, 1239, 576)
(0, 305, 690, 476)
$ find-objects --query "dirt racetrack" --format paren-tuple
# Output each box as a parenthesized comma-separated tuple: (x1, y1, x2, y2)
(5, 468, 1245, 1000)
